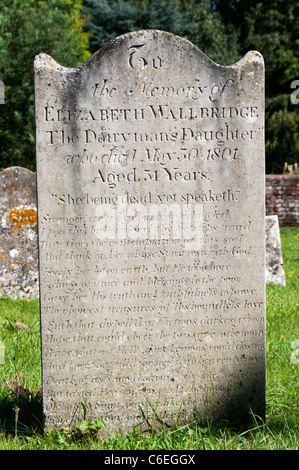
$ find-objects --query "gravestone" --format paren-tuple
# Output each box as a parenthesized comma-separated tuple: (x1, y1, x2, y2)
(0, 167, 39, 299)
(266, 215, 286, 286)
(35, 30, 265, 432)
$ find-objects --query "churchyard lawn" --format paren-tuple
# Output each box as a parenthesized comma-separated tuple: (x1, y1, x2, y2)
(0, 227, 298, 450)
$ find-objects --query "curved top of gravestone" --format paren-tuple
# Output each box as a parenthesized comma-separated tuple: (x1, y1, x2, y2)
(0, 166, 36, 211)
(34, 29, 263, 72)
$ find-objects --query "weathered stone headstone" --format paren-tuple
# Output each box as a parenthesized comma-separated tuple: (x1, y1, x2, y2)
(35, 30, 265, 432)
(0, 167, 38, 299)
(266, 215, 286, 286)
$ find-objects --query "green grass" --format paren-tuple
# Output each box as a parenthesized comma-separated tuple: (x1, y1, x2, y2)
(0, 227, 298, 450)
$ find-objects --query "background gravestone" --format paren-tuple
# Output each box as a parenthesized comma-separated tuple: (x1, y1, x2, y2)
(0, 167, 38, 299)
(35, 30, 265, 432)
(266, 215, 286, 286)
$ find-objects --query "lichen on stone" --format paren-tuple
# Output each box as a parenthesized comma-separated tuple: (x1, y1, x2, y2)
(8, 205, 37, 229)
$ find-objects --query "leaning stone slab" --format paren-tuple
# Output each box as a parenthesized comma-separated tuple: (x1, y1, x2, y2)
(266, 215, 286, 286)
(0, 167, 38, 299)
(35, 30, 265, 432)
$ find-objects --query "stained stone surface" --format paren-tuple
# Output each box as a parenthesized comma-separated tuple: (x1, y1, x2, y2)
(0, 167, 38, 299)
(266, 215, 286, 286)
(35, 30, 266, 432)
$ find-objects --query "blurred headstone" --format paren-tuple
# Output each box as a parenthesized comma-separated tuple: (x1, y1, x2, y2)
(0, 167, 38, 299)
(0, 81, 4, 104)
(266, 215, 286, 286)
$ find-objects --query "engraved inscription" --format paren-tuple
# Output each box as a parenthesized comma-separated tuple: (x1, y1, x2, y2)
(35, 31, 265, 431)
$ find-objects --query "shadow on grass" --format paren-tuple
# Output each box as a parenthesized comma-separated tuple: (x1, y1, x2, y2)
(0, 393, 43, 435)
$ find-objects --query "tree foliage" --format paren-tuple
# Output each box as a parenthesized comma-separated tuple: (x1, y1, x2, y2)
(84, 0, 239, 65)
(211, 0, 299, 172)
(0, 0, 89, 170)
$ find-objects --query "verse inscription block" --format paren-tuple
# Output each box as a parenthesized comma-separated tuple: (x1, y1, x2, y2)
(35, 30, 265, 432)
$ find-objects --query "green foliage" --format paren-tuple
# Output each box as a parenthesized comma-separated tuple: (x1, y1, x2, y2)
(84, 0, 239, 65)
(211, 0, 299, 172)
(0, 0, 90, 171)
(0, 298, 42, 433)
(265, 95, 299, 173)
(83, 0, 148, 49)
